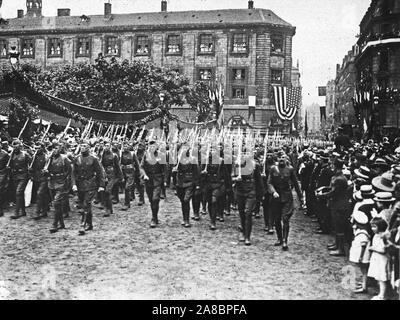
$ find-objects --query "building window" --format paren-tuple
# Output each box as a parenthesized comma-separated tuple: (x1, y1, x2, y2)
(198, 34, 214, 54)
(233, 68, 246, 80)
(48, 38, 63, 57)
(271, 69, 283, 83)
(232, 33, 248, 53)
(21, 38, 35, 58)
(271, 34, 284, 54)
(135, 36, 150, 55)
(379, 50, 389, 71)
(166, 35, 181, 54)
(76, 37, 90, 57)
(198, 68, 213, 81)
(232, 87, 245, 99)
(105, 36, 120, 56)
(0, 39, 7, 58)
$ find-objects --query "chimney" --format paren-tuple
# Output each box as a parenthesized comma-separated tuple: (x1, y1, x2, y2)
(104, 2, 112, 17)
(161, 0, 167, 12)
(57, 9, 71, 17)
(248, 0, 254, 9)
(17, 10, 24, 18)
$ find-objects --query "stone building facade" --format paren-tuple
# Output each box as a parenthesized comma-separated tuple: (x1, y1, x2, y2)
(0, 0, 296, 133)
(335, 47, 357, 129)
(355, 0, 400, 134)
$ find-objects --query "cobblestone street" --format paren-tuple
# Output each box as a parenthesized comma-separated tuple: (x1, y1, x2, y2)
(0, 190, 373, 300)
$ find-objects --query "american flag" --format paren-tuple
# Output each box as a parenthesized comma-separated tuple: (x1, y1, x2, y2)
(272, 86, 302, 121)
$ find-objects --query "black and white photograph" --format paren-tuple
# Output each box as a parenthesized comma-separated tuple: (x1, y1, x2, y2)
(0, 0, 400, 304)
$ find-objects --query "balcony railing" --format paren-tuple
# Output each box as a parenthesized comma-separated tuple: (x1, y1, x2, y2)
(360, 32, 400, 53)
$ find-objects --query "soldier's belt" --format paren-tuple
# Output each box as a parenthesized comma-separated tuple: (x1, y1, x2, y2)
(78, 175, 95, 180)
(12, 168, 27, 173)
(241, 177, 254, 182)
(122, 164, 134, 169)
(50, 173, 66, 178)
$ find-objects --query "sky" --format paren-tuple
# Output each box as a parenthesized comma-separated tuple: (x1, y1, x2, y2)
(0, 0, 371, 105)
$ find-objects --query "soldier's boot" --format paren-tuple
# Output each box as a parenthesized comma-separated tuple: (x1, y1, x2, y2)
(244, 212, 252, 246)
(63, 200, 70, 218)
(160, 185, 166, 200)
(20, 196, 27, 217)
(85, 211, 93, 231)
(183, 202, 191, 228)
(329, 234, 346, 257)
(121, 190, 130, 211)
(274, 219, 283, 246)
(112, 185, 119, 204)
(282, 224, 289, 251)
(238, 212, 246, 242)
(192, 195, 200, 220)
(328, 236, 338, 251)
(209, 203, 217, 230)
(103, 193, 112, 217)
(138, 187, 145, 206)
(150, 205, 157, 228)
(50, 203, 61, 233)
(79, 212, 87, 235)
(33, 197, 43, 220)
(11, 195, 22, 219)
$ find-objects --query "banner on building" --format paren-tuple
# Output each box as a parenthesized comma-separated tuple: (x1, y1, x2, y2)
(272, 86, 302, 121)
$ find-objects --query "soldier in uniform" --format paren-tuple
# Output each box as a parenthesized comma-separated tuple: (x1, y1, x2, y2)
(135, 142, 146, 206)
(201, 145, 228, 230)
(0, 140, 10, 217)
(315, 151, 334, 234)
(72, 141, 105, 235)
(174, 145, 200, 227)
(261, 153, 275, 234)
(120, 141, 141, 211)
(267, 153, 303, 250)
(46, 142, 72, 233)
(232, 151, 265, 245)
(31, 142, 49, 220)
(101, 141, 122, 217)
(9, 139, 31, 220)
(141, 140, 167, 228)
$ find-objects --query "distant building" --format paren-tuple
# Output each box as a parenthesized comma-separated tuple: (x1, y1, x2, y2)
(335, 46, 357, 134)
(0, 0, 297, 133)
(355, 0, 400, 137)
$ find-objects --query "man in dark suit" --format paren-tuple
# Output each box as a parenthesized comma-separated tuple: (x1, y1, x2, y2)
(267, 153, 303, 251)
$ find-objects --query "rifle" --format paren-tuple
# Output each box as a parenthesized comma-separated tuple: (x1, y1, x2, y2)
(6, 118, 30, 168)
(29, 121, 52, 169)
(44, 119, 72, 171)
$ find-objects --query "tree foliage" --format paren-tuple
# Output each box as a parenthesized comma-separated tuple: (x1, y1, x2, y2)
(7, 98, 39, 141)
(1, 57, 213, 122)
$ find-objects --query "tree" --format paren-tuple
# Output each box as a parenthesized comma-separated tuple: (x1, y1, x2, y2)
(185, 81, 212, 122)
(7, 98, 38, 141)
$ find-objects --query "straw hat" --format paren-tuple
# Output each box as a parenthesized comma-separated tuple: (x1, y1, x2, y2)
(354, 166, 371, 180)
(354, 185, 375, 201)
(373, 192, 396, 203)
(353, 210, 369, 225)
(372, 172, 396, 192)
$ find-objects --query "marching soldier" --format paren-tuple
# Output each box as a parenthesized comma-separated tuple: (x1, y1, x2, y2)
(261, 153, 275, 234)
(135, 142, 146, 206)
(267, 153, 303, 251)
(232, 152, 265, 246)
(0, 140, 10, 217)
(174, 145, 200, 227)
(72, 140, 105, 235)
(201, 145, 228, 230)
(9, 139, 31, 220)
(31, 142, 49, 220)
(141, 140, 167, 228)
(101, 141, 122, 217)
(46, 142, 72, 233)
(120, 141, 141, 210)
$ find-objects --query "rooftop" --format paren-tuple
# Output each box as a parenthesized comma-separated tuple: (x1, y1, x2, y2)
(0, 8, 295, 34)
